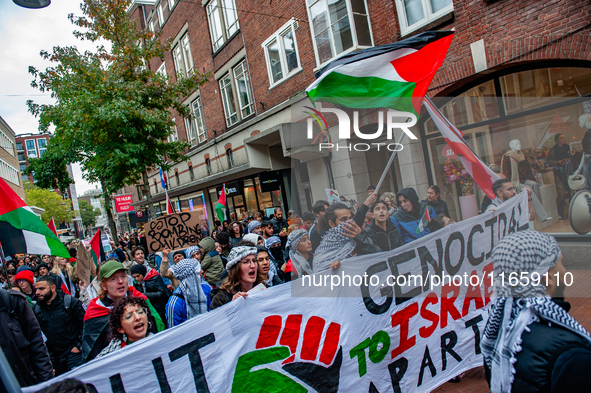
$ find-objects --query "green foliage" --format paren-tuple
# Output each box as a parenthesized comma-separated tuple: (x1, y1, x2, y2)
(25, 188, 74, 225)
(24, 139, 74, 195)
(26, 0, 209, 202)
(79, 200, 101, 228)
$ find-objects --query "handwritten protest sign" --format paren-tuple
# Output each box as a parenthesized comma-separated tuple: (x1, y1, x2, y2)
(26, 193, 529, 393)
(145, 211, 201, 252)
(75, 242, 95, 284)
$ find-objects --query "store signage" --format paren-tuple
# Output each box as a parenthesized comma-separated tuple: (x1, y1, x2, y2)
(217, 181, 241, 198)
(259, 171, 281, 192)
(114, 194, 135, 213)
(136, 210, 144, 218)
(441, 144, 458, 160)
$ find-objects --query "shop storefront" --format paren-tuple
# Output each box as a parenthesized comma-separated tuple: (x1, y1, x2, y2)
(421, 63, 591, 235)
(208, 171, 289, 222)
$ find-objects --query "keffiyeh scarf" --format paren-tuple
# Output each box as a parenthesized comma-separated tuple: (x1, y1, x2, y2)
(169, 258, 208, 318)
(226, 246, 258, 270)
(287, 229, 313, 277)
(481, 230, 591, 393)
(312, 221, 356, 273)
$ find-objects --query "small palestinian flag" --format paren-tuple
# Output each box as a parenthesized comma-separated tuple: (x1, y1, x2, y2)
(166, 193, 175, 215)
(416, 208, 431, 234)
(306, 30, 454, 116)
(215, 183, 227, 223)
(0, 178, 70, 258)
(89, 229, 106, 267)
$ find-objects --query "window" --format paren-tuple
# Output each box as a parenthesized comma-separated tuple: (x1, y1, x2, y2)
(306, 0, 372, 66)
(395, 0, 453, 36)
(219, 60, 254, 127)
(18, 152, 25, 162)
(16, 142, 23, 151)
(37, 138, 47, 157)
(156, 62, 167, 80)
(157, 3, 165, 26)
(149, 20, 155, 34)
(25, 140, 36, 158)
(168, 120, 178, 143)
(205, 158, 212, 175)
(206, 0, 240, 52)
(263, 19, 302, 87)
(185, 97, 207, 145)
(168, 0, 175, 10)
(175, 172, 180, 186)
(0, 130, 15, 157)
(154, 179, 158, 193)
(172, 35, 194, 77)
(0, 158, 20, 185)
(189, 165, 194, 181)
(226, 149, 234, 168)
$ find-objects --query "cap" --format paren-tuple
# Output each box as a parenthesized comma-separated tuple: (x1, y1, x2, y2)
(99, 260, 126, 281)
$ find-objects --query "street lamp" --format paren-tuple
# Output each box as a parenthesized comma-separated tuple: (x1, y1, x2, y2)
(13, 0, 51, 9)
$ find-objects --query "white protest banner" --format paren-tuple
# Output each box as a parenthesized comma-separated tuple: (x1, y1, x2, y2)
(25, 192, 529, 393)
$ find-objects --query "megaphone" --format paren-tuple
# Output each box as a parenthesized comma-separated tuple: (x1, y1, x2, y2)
(569, 189, 591, 235)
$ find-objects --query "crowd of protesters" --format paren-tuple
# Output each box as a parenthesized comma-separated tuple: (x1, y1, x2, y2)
(2, 181, 591, 393)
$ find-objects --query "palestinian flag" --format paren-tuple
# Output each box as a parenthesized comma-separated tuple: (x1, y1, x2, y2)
(166, 192, 175, 215)
(215, 183, 227, 223)
(89, 229, 106, 267)
(417, 207, 432, 234)
(47, 217, 58, 237)
(0, 178, 70, 258)
(423, 97, 500, 199)
(306, 30, 454, 116)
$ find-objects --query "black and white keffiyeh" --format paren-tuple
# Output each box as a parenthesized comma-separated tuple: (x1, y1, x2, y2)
(226, 246, 258, 271)
(287, 229, 313, 277)
(169, 258, 208, 318)
(481, 230, 591, 393)
(312, 220, 356, 273)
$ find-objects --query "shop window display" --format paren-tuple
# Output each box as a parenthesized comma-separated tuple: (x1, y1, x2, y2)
(424, 66, 591, 234)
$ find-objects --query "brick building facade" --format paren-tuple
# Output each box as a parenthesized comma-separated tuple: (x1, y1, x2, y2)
(127, 0, 591, 235)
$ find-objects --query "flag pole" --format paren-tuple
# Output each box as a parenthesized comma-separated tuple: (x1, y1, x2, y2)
(0, 244, 13, 289)
(374, 126, 407, 195)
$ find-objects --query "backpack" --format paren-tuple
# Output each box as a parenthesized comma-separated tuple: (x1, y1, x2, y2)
(0, 289, 17, 320)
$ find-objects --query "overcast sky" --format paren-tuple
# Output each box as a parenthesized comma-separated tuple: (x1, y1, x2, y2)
(0, 0, 102, 196)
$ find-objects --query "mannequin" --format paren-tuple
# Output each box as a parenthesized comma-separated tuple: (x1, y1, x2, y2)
(501, 139, 551, 222)
(578, 114, 591, 131)
(579, 115, 591, 191)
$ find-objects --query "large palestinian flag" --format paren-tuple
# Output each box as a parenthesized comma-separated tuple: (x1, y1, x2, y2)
(306, 30, 454, 115)
(0, 178, 70, 257)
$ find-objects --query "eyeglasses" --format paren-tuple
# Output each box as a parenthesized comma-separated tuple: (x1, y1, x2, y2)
(122, 307, 147, 320)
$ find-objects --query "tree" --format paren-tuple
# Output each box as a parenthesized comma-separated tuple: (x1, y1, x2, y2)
(27, 0, 209, 239)
(79, 200, 101, 229)
(25, 188, 74, 225)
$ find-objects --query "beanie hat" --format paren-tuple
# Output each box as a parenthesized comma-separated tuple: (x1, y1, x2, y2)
(36, 262, 50, 271)
(14, 270, 34, 286)
(16, 265, 32, 273)
(247, 220, 261, 233)
(130, 264, 147, 277)
(226, 246, 258, 271)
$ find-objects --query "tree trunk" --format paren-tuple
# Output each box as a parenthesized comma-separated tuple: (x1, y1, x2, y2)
(142, 168, 155, 220)
(100, 178, 119, 241)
